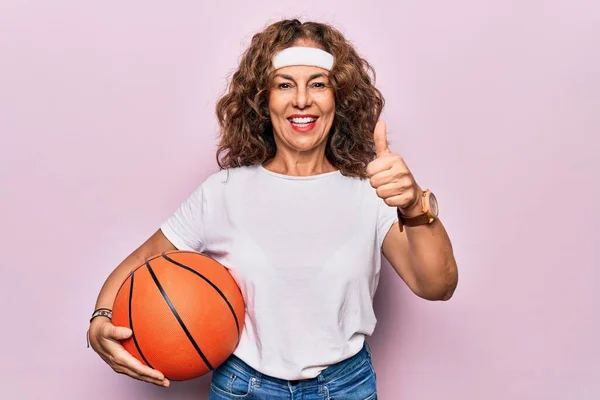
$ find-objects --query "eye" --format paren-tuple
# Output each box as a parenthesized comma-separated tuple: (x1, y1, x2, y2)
(311, 82, 327, 89)
(277, 83, 292, 89)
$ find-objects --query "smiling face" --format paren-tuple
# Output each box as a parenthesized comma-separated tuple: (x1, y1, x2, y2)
(268, 64, 336, 157)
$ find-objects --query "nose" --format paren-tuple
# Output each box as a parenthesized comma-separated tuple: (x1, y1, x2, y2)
(292, 86, 312, 109)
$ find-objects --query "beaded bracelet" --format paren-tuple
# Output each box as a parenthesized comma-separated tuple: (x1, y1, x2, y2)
(89, 308, 112, 323)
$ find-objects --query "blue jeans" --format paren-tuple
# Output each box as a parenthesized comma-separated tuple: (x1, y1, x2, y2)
(209, 341, 377, 399)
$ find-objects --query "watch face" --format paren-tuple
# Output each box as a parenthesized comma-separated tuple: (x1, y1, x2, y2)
(429, 192, 439, 217)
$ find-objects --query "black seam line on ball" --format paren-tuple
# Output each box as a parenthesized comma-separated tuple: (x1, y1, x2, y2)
(145, 260, 214, 371)
(161, 253, 241, 340)
(129, 272, 154, 369)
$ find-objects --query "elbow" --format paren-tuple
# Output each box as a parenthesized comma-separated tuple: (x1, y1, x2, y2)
(416, 284, 456, 301)
(439, 282, 457, 301)
(414, 262, 458, 301)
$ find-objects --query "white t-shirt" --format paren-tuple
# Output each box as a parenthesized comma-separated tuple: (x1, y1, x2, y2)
(160, 164, 398, 380)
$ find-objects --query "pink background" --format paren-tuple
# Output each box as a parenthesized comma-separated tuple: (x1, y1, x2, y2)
(1, 1, 598, 399)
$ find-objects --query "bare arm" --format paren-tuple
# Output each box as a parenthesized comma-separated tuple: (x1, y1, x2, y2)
(368, 120, 458, 301)
(382, 217, 458, 301)
(88, 229, 177, 387)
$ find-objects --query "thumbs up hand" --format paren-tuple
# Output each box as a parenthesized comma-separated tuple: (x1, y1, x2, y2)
(366, 120, 422, 215)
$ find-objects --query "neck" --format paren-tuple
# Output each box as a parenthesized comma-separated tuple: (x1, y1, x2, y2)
(262, 151, 337, 177)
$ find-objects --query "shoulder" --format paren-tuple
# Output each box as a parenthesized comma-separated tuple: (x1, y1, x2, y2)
(201, 165, 261, 190)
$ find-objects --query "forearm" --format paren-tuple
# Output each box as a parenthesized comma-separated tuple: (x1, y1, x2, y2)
(88, 250, 147, 343)
(93, 251, 146, 311)
(405, 218, 458, 300)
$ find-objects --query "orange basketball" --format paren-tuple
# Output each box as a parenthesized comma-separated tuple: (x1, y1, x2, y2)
(111, 250, 245, 381)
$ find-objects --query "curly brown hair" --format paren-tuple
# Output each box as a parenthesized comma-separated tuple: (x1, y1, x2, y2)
(215, 19, 385, 178)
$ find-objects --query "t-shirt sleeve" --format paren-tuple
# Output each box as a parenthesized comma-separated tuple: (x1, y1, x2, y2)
(160, 183, 207, 252)
(377, 197, 399, 249)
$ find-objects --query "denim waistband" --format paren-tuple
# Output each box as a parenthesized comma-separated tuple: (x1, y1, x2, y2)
(221, 340, 372, 388)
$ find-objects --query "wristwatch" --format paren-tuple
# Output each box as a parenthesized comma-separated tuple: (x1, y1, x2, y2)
(397, 189, 439, 232)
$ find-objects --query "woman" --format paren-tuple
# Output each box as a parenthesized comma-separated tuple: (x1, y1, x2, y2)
(88, 19, 458, 399)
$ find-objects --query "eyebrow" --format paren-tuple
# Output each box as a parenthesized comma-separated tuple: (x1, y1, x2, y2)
(274, 73, 328, 81)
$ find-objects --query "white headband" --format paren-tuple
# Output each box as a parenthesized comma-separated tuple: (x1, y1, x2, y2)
(272, 47, 334, 71)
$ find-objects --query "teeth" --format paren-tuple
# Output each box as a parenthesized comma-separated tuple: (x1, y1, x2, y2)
(290, 117, 317, 124)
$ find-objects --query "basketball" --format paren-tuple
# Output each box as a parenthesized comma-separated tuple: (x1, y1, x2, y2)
(111, 250, 245, 381)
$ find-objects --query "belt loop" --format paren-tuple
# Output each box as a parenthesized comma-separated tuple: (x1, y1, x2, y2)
(317, 371, 326, 383)
(254, 371, 262, 387)
(365, 340, 373, 357)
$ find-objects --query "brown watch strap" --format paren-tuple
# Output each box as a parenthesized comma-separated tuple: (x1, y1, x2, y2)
(396, 207, 432, 232)
(401, 213, 431, 227)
